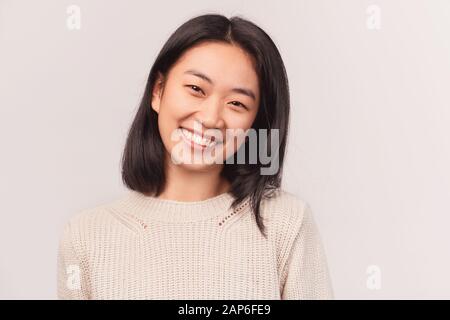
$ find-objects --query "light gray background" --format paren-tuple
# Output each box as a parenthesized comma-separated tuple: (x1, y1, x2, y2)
(1, 0, 449, 299)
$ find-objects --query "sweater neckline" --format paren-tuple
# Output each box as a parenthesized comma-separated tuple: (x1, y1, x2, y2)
(112, 189, 236, 223)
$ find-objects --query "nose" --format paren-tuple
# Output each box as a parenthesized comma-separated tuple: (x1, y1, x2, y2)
(197, 96, 225, 129)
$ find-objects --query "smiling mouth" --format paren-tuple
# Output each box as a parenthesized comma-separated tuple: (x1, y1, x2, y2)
(179, 127, 223, 149)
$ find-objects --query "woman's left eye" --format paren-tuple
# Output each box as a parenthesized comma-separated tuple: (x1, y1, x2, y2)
(229, 101, 247, 109)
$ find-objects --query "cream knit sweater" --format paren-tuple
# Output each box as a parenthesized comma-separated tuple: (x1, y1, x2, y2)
(57, 189, 334, 300)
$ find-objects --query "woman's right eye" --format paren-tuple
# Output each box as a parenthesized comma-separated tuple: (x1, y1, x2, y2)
(185, 85, 205, 95)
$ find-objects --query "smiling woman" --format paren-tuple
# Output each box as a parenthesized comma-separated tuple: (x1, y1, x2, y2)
(57, 13, 334, 300)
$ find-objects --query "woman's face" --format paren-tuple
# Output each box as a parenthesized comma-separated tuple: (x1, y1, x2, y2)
(151, 41, 260, 170)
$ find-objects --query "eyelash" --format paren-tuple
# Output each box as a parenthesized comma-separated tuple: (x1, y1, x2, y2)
(229, 101, 247, 109)
(185, 85, 248, 110)
(186, 85, 205, 95)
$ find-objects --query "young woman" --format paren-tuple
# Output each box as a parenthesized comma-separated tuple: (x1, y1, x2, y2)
(57, 14, 334, 300)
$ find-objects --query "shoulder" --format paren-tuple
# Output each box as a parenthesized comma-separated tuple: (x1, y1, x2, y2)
(59, 197, 125, 246)
(65, 204, 112, 232)
(259, 188, 314, 254)
(259, 188, 310, 232)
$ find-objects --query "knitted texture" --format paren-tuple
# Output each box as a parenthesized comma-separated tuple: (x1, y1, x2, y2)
(57, 189, 334, 299)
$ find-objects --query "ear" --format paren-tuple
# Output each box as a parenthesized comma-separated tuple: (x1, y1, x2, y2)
(151, 72, 164, 114)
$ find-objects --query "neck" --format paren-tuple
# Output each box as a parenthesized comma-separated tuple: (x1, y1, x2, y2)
(157, 152, 231, 202)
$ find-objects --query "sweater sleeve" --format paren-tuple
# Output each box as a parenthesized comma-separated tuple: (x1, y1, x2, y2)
(281, 203, 334, 299)
(56, 219, 91, 299)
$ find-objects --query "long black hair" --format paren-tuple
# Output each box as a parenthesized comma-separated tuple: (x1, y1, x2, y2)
(121, 14, 290, 238)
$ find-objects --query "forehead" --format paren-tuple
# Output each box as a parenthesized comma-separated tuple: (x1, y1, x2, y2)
(170, 42, 259, 91)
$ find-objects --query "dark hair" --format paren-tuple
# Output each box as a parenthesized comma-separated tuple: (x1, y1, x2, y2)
(121, 14, 290, 238)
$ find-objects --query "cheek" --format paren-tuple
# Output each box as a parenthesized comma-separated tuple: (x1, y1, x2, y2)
(160, 88, 195, 121)
(157, 89, 195, 151)
(224, 111, 257, 131)
(219, 111, 258, 159)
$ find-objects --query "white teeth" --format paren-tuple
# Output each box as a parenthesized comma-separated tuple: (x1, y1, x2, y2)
(181, 128, 216, 147)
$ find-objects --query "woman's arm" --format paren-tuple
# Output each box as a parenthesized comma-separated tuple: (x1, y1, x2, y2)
(56, 220, 91, 299)
(280, 203, 334, 299)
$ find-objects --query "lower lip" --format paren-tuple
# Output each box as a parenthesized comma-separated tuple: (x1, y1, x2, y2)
(180, 128, 217, 150)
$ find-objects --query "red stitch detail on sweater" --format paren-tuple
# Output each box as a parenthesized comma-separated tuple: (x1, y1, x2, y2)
(218, 199, 250, 226)
(129, 213, 148, 230)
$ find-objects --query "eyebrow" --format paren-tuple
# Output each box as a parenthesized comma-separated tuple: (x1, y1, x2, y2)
(184, 69, 256, 101)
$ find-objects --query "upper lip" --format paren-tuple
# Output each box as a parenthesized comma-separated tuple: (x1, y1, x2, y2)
(181, 127, 222, 142)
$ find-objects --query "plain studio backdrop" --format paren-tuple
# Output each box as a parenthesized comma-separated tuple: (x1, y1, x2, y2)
(1, 0, 449, 299)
